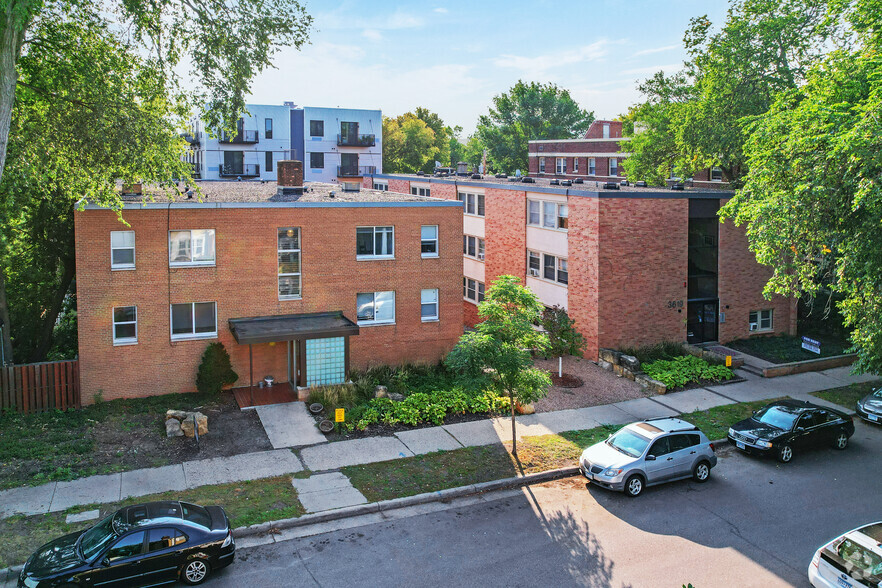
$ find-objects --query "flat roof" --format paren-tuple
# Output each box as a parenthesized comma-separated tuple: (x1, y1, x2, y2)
(371, 173, 733, 199)
(229, 311, 359, 344)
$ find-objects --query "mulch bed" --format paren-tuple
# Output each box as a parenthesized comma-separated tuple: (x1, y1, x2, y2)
(549, 372, 584, 388)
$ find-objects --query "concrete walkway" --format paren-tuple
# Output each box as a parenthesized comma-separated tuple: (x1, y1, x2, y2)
(1, 365, 876, 520)
(255, 401, 328, 449)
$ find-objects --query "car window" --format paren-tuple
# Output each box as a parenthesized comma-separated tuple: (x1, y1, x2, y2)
(647, 437, 671, 457)
(838, 538, 882, 576)
(796, 414, 814, 429)
(147, 528, 184, 552)
(181, 503, 211, 529)
(106, 532, 145, 563)
(668, 434, 696, 452)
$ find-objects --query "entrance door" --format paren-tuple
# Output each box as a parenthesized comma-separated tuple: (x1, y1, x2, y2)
(687, 300, 718, 343)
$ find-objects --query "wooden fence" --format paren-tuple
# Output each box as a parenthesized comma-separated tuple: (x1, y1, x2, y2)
(0, 360, 80, 413)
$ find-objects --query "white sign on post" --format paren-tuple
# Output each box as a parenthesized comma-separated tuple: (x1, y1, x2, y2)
(801, 336, 821, 354)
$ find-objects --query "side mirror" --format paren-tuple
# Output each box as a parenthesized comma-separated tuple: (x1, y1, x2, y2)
(645, 455, 656, 461)
(101, 558, 111, 567)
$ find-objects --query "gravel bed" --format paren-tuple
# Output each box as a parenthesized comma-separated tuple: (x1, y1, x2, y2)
(533, 355, 647, 413)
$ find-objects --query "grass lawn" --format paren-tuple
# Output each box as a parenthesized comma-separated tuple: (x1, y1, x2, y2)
(811, 381, 879, 409)
(678, 398, 783, 440)
(0, 475, 304, 569)
(343, 425, 616, 502)
(726, 334, 850, 364)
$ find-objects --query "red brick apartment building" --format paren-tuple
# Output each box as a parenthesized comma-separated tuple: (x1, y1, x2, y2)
(75, 162, 463, 402)
(365, 171, 795, 360)
(528, 120, 728, 188)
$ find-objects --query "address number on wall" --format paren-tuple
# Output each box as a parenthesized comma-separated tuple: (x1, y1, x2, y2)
(666, 300, 684, 309)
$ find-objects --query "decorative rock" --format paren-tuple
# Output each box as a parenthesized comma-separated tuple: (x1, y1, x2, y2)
(166, 419, 184, 437)
(598, 348, 621, 365)
(619, 354, 641, 372)
(597, 359, 614, 371)
(388, 392, 405, 402)
(166, 409, 189, 421)
(635, 374, 667, 395)
(518, 403, 535, 415)
(374, 385, 388, 399)
(613, 364, 626, 377)
(179, 412, 208, 437)
(623, 369, 637, 381)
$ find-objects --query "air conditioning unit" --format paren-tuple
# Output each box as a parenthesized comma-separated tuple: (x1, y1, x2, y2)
(529, 268, 540, 277)
(749, 323, 758, 332)
(477, 253, 485, 260)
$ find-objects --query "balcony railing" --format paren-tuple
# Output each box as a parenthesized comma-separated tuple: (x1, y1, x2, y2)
(337, 165, 377, 177)
(220, 164, 260, 177)
(219, 130, 259, 144)
(337, 134, 376, 147)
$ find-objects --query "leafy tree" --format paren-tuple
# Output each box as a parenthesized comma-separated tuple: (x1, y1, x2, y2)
(196, 342, 239, 395)
(462, 134, 486, 171)
(382, 113, 439, 173)
(445, 276, 551, 455)
(541, 306, 586, 377)
(0, 0, 312, 362)
(476, 80, 594, 174)
(720, 1, 882, 373)
(447, 125, 465, 168)
(413, 107, 451, 169)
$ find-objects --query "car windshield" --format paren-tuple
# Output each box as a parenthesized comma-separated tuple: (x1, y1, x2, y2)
(607, 429, 650, 458)
(753, 406, 798, 430)
(180, 503, 211, 529)
(872, 388, 882, 399)
(79, 514, 118, 561)
(838, 538, 882, 576)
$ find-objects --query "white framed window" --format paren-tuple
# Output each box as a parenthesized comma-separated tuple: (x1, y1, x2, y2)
(556, 158, 567, 174)
(589, 158, 596, 176)
(373, 181, 388, 191)
(356, 226, 394, 259)
(112, 306, 137, 345)
(749, 309, 773, 332)
(458, 192, 484, 217)
(539, 157, 545, 173)
(111, 231, 135, 270)
(421, 289, 439, 321)
(528, 200, 568, 231)
(543, 201, 556, 228)
(557, 204, 568, 229)
(528, 200, 541, 225)
(534, 251, 568, 286)
(573, 158, 579, 173)
(357, 291, 395, 325)
(463, 235, 485, 260)
(528, 251, 541, 277)
(711, 166, 723, 182)
(463, 278, 485, 303)
(171, 302, 217, 340)
(421, 225, 438, 258)
(602, 123, 610, 138)
(609, 158, 618, 177)
(169, 229, 215, 266)
(411, 186, 431, 197)
(278, 228, 301, 300)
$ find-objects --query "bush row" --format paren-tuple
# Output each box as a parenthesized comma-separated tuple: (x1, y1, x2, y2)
(642, 355, 734, 389)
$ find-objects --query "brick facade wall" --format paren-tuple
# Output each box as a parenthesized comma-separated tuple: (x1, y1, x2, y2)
(567, 196, 600, 358)
(484, 187, 527, 287)
(75, 204, 463, 402)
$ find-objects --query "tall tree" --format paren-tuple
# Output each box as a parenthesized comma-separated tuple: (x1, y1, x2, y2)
(0, 0, 312, 362)
(721, 1, 882, 373)
(381, 113, 438, 173)
(447, 125, 464, 168)
(476, 81, 593, 174)
(445, 276, 551, 456)
(413, 107, 451, 169)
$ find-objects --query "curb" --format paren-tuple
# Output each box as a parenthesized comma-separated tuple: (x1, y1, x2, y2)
(232, 466, 580, 540)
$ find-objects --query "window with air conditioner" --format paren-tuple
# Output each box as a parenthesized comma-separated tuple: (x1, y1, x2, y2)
(748, 309, 773, 332)
(528, 251, 540, 277)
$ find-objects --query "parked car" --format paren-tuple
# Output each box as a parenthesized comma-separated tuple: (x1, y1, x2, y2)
(728, 399, 855, 463)
(579, 417, 717, 497)
(18, 501, 234, 587)
(809, 521, 882, 588)
(855, 387, 882, 425)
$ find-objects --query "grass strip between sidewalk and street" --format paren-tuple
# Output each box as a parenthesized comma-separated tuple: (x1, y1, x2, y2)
(0, 475, 306, 569)
(811, 381, 878, 410)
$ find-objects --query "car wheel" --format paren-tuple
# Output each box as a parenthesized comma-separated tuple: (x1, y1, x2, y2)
(181, 558, 212, 585)
(624, 475, 644, 497)
(692, 461, 711, 483)
(833, 431, 849, 450)
(776, 444, 793, 463)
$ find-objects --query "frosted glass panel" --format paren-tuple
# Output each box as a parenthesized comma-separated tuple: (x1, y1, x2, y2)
(306, 337, 346, 387)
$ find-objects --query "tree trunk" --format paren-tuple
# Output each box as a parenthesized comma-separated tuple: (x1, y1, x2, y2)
(28, 255, 75, 362)
(0, 0, 36, 364)
(510, 391, 517, 456)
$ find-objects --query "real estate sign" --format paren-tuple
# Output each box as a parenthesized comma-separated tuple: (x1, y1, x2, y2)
(801, 336, 821, 355)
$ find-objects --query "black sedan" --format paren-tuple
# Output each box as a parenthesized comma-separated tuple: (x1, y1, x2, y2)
(727, 399, 854, 463)
(18, 501, 234, 587)
(856, 386, 882, 424)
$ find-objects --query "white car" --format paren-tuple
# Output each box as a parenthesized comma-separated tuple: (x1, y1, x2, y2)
(809, 521, 882, 588)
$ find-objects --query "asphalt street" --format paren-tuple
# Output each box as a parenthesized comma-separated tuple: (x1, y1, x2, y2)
(206, 420, 882, 588)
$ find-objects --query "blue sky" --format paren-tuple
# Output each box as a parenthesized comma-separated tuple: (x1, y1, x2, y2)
(247, 1, 729, 136)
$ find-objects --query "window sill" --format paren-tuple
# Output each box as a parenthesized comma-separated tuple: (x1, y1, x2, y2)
(279, 296, 303, 301)
(421, 254, 439, 259)
(171, 333, 218, 342)
(169, 262, 216, 268)
(463, 213, 485, 219)
(526, 275, 568, 288)
(357, 321, 395, 327)
(111, 266, 136, 271)
(750, 329, 774, 335)
(527, 224, 568, 233)
(421, 318, 440, 323)
(463, 298, 479, 305)
(113, 340, 138, 346)
(464, 255, 485, 263)
(356, 256, 395, 261)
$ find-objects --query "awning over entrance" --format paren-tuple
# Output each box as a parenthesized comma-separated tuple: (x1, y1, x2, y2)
(228, 311, 359, 344)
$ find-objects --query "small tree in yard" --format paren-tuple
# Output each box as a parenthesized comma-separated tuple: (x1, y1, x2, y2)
(196, 342, 239, 395)
(445, 275, 552, 456)
(541, 306, 586, 377)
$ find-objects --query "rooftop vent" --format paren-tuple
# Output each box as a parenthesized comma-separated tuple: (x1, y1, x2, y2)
(508, 176, 520, 182)
(671, 184, 685, 191)
(342, 182, 360, 192)
(620, 180, 630, 187)
(603, 182, 620, 190)
(329, 191, 336, 198)
(573, 178, 584, 184)
(470, 174, 482, 180)
(635, 181, 648, 187)
(550, 179, 560, 186)
(495, 173, 508, 179)
(560, 180, 572, 186)
(522, 177, 535, 184)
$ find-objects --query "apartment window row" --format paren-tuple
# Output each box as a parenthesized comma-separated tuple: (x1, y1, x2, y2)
(411, 186, 431, 197)
(536, 157, 616, 176)
(463, 235, 485, 260)
(373, 181, 388, 191)
(527, 200, 568, 230)
(457, 192, 484, 217)
(749, 309, 773, 332)
(357, 288, 440, 325)
(463, 278, 485, 304)
(528, 250, 568, 286)
(112, 302, 218, 345)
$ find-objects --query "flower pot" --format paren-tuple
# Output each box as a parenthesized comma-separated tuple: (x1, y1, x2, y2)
(309, 403, 324, 415)
(318, 420, 335, 433)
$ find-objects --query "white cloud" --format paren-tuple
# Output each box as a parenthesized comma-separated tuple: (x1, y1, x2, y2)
(492, 42, 610, 78)
(362, 29, 383, 41)
(631, 43, 681, 57)
(433, 7, 448, 13)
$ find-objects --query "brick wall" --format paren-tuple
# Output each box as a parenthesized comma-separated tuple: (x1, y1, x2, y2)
(75, 204, 463, 402)
(718, 203, 796, 342)
(596, 198, 689, 351)
(584, 120, 623, 139)
(484, 187, 526, 287)
(567, 196, 600, 358)
(463, 300, 480, 328)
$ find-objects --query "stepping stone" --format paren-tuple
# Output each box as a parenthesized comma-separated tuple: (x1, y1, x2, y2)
(256, 402, 327, 449)
(291, 473, 367, 513)
(66, 509, 100, 524)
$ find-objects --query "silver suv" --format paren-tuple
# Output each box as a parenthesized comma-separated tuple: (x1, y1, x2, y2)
(579, 418, 717, 497)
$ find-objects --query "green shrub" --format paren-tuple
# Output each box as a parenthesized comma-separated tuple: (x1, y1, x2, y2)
(308, 384, 357, 408)
(195, 342, 238, 395)
(619, 341, 687, 365)
(643, 355, 734, 389)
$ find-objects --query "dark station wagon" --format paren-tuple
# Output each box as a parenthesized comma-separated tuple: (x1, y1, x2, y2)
(19, 501, 234, 587)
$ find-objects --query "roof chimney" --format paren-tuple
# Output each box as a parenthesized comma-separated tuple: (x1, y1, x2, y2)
(275, 160, 304, 200)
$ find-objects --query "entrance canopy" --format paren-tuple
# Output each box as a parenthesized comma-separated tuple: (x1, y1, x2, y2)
(228, 311, 359, 344)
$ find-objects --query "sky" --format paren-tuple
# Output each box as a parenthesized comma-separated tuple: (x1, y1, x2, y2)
(247, 1, 730, 137)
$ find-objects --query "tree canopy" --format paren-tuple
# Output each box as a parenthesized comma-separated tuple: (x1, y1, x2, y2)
(476, 80, 593, 174)
(382, 108, 459, 173)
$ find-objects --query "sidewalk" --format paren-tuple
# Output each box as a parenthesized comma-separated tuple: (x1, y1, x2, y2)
(1, 364, 876, 520)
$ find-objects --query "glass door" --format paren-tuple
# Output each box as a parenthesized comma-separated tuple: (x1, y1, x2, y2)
(687, 300, 719, 343)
